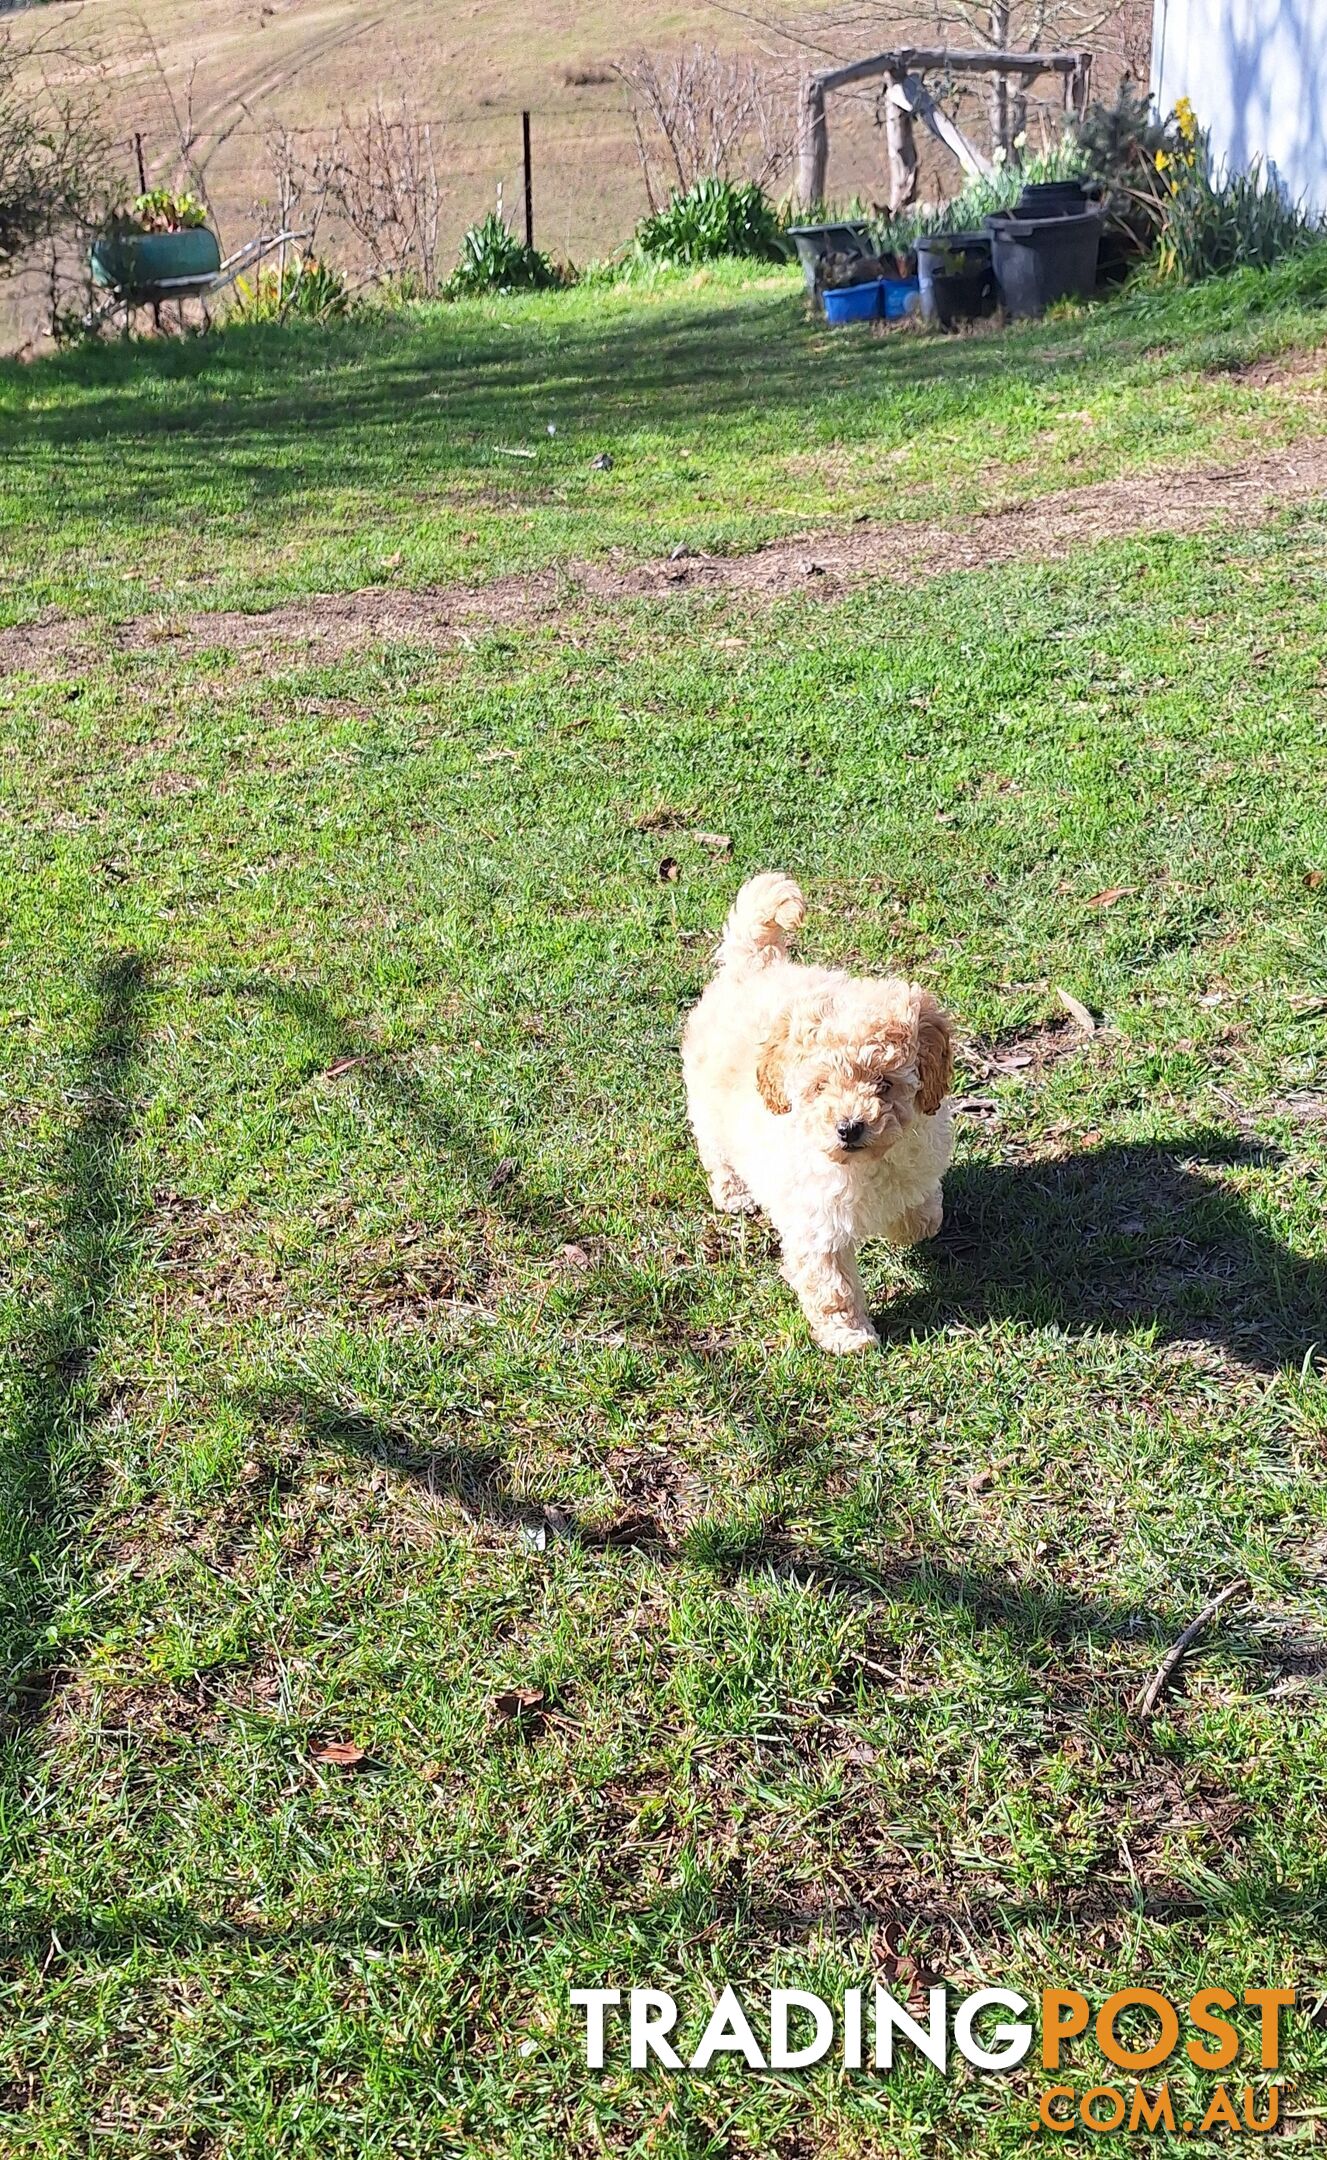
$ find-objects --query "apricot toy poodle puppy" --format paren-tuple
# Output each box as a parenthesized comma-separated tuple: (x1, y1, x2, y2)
(682, 873, 955, 1353)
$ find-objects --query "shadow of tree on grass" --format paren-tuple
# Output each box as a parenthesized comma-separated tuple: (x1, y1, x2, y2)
(880, 1135, 1324, 1375)
(0, 953, 154, 1743)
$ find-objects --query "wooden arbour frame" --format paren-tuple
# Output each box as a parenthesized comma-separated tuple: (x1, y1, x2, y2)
(796, 47, 1094, 213)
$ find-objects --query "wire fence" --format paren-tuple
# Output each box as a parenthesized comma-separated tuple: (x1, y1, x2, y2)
(0, 1, 1150, 346)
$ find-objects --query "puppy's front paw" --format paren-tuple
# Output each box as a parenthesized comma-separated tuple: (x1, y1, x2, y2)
(709, 1168, 759, 1215)
(887, 1190, 944, 1247)
(813, 1318, 880, 1355)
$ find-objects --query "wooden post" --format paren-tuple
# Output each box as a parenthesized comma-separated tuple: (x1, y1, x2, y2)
(894, 73, 993, 179)
(1069, 51, 1092, 118)
(883, 74, 919, 213)
(522, 110, 533, 248)
(796, 75, 828, 212)
(133, 132, 148, 192)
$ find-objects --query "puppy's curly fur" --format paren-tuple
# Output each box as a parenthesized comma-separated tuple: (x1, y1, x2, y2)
(682, 873, 955, 1353)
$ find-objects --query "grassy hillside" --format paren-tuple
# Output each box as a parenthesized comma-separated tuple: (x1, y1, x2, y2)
(1, 257, 1326, 2153)
(16, 0, 1147, 312)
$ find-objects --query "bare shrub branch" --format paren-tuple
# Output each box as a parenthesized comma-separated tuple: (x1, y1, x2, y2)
(0, 22, 118, 274)
(257, 98, 448, 297)
(613, 47, 795, 212)
(320, 98, 447, 293)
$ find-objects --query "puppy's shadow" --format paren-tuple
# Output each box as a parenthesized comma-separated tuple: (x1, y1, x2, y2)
(879, 1134, 1323, 1373)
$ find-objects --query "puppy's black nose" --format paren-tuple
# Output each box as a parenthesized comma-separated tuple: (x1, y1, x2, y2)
(837, 1118, 866, 1148)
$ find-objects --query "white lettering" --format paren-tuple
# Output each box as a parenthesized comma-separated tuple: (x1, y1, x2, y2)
(689, 1987, 767, 2070)
(769, 1990, 833, 2069)
(570, 1988, 621, 2069)
(953, 1989, 1031, 2071)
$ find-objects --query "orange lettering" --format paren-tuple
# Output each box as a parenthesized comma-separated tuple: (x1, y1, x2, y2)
(1041, 1990, 1090, 2069)
(1199, 2085, 1242, 2132)
(1080, 2086, 1126, 2132)
(1243, 2084, 1281, 2133)
(1244, 1988, 1295, 2070)
(1187, 1988, 1239, 2071)
(1129, 2085, 1177, 2132)
(1038, 2086, 1075, 2131)
(1095, 1988, 1179, 2072)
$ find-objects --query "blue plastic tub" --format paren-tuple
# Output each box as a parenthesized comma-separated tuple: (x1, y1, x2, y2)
(822, 280, 883, 325)
(882, 275, 921, 321)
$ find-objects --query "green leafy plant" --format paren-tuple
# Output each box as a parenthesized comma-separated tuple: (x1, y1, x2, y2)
(1148, 105, 1322, 281)
(1014, 138, 1092, 184)
(445, 212, 562, 296)
(877, 131, 1093, 256)
(1075, 92, 1321, 283)
(1075, 86, 1188, 268)
(635, 177, 787, 265)
(124, 188, 209, 233)
(1159, 155, 1322, 280)
(229, 253, 350, 322)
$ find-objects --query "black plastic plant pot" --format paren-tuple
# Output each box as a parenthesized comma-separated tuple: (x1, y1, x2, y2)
(787, 222, 875, 295)
(1013, 180, 1092, 218)
(985, 207, 1103, 319)
(915, 230, 995, 328)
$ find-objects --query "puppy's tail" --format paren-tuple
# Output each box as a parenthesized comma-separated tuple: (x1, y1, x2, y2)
(715, 872, 805, 975)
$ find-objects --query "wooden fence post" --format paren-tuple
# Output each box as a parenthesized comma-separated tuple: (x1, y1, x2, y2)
(522, 110, 533, 249)
(883, 73, 919, 212)
(796, 76, 828, 211)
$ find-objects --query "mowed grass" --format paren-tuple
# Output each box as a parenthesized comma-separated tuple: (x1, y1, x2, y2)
(2, 444, 1327, 2155)
(3, 249, 1327, 625)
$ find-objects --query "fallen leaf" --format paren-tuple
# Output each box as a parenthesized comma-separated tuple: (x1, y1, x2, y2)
(590, 451, 613, 471)
(1056, 988, 1097, 1033)
(696, 832, 732, 856)
(1197, 991, 1225, 1007)
(1086, 885, 1133, 909)
(991, 1050, 1035, 1073)
(311, 1740, 366, 1767)
(557, 1242, 594, 1270)
(669, 543, 694, 561)
(953, 1095, 999, 1116)
(1304, 868, 1323, 889)
(489, 1156, 520, 1193)
(658, 857, 680, 882)
(325, 1055, 368, 1080)
(491, 1686, 546, 1723)
(477, 746, 519, 765)
(1118, 1217, 1145, 1235)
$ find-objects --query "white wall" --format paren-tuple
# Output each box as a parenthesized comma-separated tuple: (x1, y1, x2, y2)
(1152, 0, 1327, 213)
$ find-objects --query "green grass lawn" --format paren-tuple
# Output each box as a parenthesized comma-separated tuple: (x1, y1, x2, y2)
(2, 262, 1327, 2157)
(2, 250, 1327, 627)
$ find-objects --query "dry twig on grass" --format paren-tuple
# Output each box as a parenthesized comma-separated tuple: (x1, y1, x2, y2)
(1134, 1581, 1245, 1718)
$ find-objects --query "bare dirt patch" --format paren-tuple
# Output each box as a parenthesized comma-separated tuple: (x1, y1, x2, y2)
(5, 435, 1327, 679)
(1212, 346, 1327, 390)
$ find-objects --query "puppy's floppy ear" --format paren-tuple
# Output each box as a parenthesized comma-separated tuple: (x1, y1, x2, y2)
(915, 990, 954, 1115)
(756, 1010, 794, 1114)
